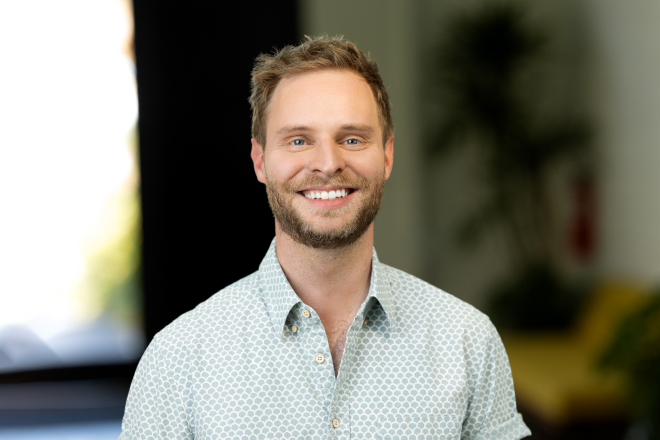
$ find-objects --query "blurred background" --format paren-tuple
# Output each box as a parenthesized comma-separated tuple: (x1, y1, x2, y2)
(1, 0, 658, 438)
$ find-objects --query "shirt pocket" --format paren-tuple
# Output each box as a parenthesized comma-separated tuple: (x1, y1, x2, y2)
(377, 413, 462, 440)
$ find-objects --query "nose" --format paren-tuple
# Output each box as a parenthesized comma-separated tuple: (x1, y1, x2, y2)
(308, 138, 345, 178)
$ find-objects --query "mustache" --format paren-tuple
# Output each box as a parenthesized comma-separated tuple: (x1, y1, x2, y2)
(283, 174, 370, 192)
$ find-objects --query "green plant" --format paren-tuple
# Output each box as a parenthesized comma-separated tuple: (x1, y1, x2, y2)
(427, 3, 590, 329)
(599, 292, 660, 440)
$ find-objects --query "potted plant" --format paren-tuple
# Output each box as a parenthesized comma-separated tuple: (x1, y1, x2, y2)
(599, 292, 660, 440)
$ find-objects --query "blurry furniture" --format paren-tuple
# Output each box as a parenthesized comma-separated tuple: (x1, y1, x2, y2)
(501, 282, 648, 436)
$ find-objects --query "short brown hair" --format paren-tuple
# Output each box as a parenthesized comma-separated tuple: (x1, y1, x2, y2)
(249, 35, 393, 148)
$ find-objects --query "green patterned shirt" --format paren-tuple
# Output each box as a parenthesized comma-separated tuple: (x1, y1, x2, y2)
(120, 239, 530, 439)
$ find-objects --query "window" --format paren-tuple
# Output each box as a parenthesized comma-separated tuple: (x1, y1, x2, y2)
(0, 0, 144, 373)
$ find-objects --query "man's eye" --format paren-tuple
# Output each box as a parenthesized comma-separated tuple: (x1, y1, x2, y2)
(346, 139, 359, 145)
(292, 139, 306, 146)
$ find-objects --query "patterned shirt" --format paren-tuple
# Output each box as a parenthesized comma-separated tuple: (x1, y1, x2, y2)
(119, 239, 530, 440)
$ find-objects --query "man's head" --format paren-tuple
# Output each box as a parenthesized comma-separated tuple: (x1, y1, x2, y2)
(250, 37, 394, 250)
(249, 35, 393, 148)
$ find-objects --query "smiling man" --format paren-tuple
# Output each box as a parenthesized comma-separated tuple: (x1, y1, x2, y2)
(119, 36, 531, 440)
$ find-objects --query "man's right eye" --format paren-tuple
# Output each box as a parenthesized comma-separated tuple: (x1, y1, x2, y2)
(292, 139, 306, 146)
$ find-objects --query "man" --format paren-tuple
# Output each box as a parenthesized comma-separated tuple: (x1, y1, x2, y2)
(120, 36, 531, 439)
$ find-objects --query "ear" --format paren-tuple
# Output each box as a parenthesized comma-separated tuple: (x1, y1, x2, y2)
(251, 138, 266, 184)
(384, 135, 394, 180)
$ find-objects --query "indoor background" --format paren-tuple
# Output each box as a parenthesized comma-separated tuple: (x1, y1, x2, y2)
(0, 0, 658, 439)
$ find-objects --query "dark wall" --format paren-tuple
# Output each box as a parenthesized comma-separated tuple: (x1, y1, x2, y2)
(134, 2, 299, 341)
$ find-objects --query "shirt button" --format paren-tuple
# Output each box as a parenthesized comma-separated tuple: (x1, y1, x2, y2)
(315, 354, 325, 364)
(332, 418, 340, 428)
(302, 309, 311, 318)
(291, 325, 298, 333)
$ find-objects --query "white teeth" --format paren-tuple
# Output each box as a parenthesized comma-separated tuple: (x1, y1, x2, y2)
(304, 189, 350, 200)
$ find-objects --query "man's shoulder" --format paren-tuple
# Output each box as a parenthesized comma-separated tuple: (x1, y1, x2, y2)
(151, 270, 265, 346)
(380, 263, 494, 334)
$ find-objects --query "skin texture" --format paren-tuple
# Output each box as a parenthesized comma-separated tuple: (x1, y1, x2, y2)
(251, 69, 394, 376)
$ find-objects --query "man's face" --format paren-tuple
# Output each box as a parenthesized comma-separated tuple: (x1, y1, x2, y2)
(251, 69, 394, 249)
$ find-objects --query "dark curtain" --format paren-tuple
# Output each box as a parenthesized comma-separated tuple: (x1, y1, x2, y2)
(134, 1, 299, 341)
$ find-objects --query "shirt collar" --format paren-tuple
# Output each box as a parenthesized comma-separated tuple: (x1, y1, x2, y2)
(258, 238, 396, 341)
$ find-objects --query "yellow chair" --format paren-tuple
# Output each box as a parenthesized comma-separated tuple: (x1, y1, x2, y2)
(501, 282, 648, 426)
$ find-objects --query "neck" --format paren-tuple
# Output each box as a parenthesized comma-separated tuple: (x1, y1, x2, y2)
(275, 223, 374, 327)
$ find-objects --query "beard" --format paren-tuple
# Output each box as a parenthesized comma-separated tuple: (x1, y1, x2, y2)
(265, 172, 385, 250)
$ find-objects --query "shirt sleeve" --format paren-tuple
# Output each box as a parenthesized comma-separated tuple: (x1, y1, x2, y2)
(118, 332, 194, 440)
(461, 320, 531, 440)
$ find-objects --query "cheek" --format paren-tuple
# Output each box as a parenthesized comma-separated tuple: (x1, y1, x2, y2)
(266, 166, 290, 184)
(353, 155, 386, 179)
(264, 153, 305, 183)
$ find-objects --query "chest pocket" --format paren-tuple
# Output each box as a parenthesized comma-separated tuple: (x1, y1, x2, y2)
(377, 413, 462, 440)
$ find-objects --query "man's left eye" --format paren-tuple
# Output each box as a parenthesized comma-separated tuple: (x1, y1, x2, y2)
(345, 139, 359, 145)
(292, 139, 306, 146)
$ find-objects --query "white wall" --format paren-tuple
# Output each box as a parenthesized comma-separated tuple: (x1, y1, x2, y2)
(580, 0, 660, 285)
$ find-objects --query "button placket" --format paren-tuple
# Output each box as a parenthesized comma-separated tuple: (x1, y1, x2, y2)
(301, 307, 331, 371)
(329, 398, 350, 440)
(296, 306, 335, 413)
(301, 308, 328, 368)
(327, 317, 362, 440)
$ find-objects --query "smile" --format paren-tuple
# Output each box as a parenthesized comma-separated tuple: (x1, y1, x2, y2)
(301, 188, 353, 200)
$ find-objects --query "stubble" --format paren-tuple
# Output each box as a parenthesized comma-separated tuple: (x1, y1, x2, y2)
(265, 173, 385, 250)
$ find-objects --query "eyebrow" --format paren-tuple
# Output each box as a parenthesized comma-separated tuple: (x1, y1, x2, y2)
(275, 125, 312, 137)
(339, 124, 375, 135)
(275, 124, 375, 137)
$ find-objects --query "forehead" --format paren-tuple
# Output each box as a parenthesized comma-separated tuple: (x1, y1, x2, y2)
(266, 69, 379, 136)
